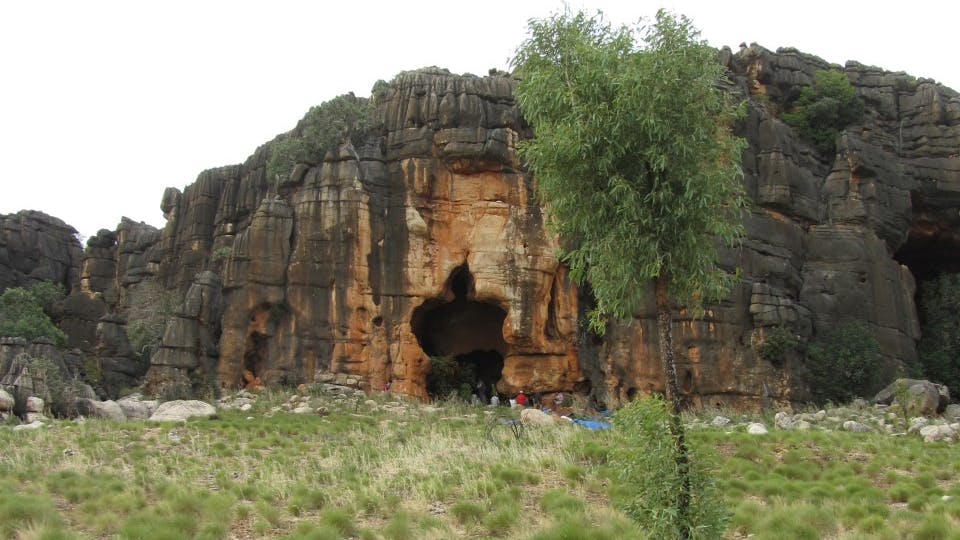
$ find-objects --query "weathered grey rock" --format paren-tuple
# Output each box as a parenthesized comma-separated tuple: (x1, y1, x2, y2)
(26, 396, 44, 413)
(875, 379, 947, 416)
(148, 400, 216, 422)
(710, 415, 731, 427)
(775, 411, 795, 430)
(795, 420, 812, 431)
(520, 408, 554, 427)
(24, 412, 47, 423)
(291, 404, 313, 414)
(116, 394, 159, 420)
(908, 417, 929, 434)
(747, 423, 768, 435)
(920, 424, 957, 443)
(75, 399, 127, 421)
(0, 389, 13, 411)
(843, 421, 871, 433)
(12, 420, 45, 431)
(946, 404, 960, 420)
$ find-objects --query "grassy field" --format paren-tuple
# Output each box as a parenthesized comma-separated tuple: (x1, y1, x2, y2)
(3, 391, 960, 539)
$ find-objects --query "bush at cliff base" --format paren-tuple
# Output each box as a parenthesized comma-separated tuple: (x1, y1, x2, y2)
(805, 321, 882, 405)
(609, 395, 728, 538)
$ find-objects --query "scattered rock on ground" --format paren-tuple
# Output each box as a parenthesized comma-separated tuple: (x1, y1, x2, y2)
(75, 399, 127, 421)
(520, 408, 555, 427)
(874, 378, 949, 416)
(842, 421, 871, 433)
(148, 400, 217, 422)
(747, 423, 768, 435)
(13, 420, 45, 431)
(710, 415, 731, 427)
(116, 394, 159, 420)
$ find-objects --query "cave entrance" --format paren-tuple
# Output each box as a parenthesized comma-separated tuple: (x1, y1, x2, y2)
(894, 214, 960, 387)
(411, 265, 508, 400)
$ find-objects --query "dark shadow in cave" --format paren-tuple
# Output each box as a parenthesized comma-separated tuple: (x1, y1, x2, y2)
(411, 264, 508, 396)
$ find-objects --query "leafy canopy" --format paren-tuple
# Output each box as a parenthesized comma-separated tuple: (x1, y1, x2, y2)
(0, 281, 67, 345)
(512, 9, 746, 332)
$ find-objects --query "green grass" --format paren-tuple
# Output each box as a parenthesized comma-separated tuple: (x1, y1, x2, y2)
(3, 392, 960, 538)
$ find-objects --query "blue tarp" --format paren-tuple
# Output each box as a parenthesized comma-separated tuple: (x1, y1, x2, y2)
(572, 419, 611, 431)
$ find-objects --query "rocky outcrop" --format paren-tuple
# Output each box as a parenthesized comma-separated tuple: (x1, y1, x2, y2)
(0, 211, 82, 292)
(130, 51, 960, 408)
(6, 46, 958, 410)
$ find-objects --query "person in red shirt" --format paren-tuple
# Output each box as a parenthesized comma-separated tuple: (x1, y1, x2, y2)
(515, 390, 527, 407)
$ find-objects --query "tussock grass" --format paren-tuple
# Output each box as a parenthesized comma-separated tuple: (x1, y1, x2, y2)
(3, 393, 960, 538)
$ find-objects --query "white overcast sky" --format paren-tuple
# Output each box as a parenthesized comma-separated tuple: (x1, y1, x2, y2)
(2, 0, 957, 239)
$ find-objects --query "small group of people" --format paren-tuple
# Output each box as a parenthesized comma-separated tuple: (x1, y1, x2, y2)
(488, 388, 565, 411)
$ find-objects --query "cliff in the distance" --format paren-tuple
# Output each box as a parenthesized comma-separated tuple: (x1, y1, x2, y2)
(3, 44, 958, 408)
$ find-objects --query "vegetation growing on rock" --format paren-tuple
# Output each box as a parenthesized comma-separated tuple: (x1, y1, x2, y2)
(265, 93, 376, 184)
(0, 281, 66, 346)
(782, 69, 865, 154)
(916, 273, 960, 397)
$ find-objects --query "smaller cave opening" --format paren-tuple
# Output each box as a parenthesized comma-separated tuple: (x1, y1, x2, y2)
(243, 332, 268, 389)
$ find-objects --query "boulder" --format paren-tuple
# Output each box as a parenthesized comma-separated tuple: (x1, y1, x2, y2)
(710, 415, 731, 427)
(75, 399, 127, 421)
(12, 420, 45, 431)
(520, 408, 554, 427)
(116, 394, 159, 420)
(874, 379, 947, 416)
(843, 421, 871, 433)
(26, 396, 44, 413)
(148, 400, 216, 422)
(774, 411, 795, 430)
(945, 404, 960, 420)
(919, 424, 957, 444)
(0, 389, 13, 411)
(747, 423, 768, 435)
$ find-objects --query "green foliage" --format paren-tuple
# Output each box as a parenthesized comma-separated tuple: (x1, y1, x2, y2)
(916, 273, 960, 396)
(0, 281, 66, 345)
(753, 325, 799, 366)
(805, 321, 882, 404)
(425, 356, 475, 400)
(211, 246, 233, 262)
(512, 9, 747, 332)
(127, 320, 162, 365)
(30, 355, 87, 418)
(782, 69, 864, 154)
(610, 395, 728, 538)
(265, 93, 376, 183)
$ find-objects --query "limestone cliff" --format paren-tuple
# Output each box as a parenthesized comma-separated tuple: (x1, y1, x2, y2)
(4, 45, 958, 409)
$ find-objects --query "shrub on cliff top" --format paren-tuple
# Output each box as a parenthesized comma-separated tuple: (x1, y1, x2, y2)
(782, 69, 864, 154)
(0, 281, 66, 346)
(266, 93, 375, 184)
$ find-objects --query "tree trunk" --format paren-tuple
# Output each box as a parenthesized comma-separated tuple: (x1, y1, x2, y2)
(655, 275, 691, 539)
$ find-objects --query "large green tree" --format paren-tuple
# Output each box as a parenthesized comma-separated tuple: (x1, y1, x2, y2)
(513, 9, 746, 537)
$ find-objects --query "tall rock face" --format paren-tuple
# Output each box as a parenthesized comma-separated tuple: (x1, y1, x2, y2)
(140, 50, 959, 407)
(0, 211, 82, 292)
(148, 69, 580, 399)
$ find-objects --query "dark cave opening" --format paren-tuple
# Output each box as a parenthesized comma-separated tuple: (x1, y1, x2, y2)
(411, 265, 508, 398)
(894, 218, 960, 386)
